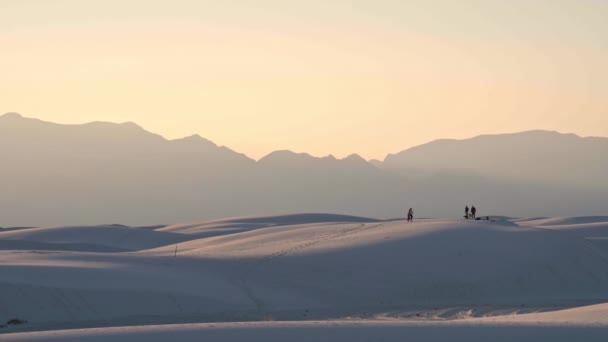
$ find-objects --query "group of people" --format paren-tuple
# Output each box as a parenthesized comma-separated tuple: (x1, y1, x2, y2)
(464, 205, 477, 219)
(404, 205, 480, 222)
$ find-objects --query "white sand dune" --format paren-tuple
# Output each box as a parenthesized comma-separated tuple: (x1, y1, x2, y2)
(516, 217, 608, 247)
(4, 310, 608, 342)
(158, 213, 380, 236)
(516, 216, 608, 227)
(478, 302, 608, 325)
(1, 215, 608, 340)
(0, 240, 130, 253)
(0, 224, 190, 251)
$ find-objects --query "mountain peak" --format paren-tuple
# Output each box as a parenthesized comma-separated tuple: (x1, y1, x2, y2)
(260, 150, 311, 160)
(1, 112, 23, 119)
(258, 150, 322, 165)
(474, 130, 579, 140)
(385, 130, 587, 163)
(343, 153, 366, 162)
(0, 112, 48, 128)
(341, 153, 375, 169)
(172, 134, 219, 147)
(120, 121, 143, 129)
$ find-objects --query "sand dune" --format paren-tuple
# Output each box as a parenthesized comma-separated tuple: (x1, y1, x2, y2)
(159, 213, 380, 236)
(478, 302, 608, 324)
(1, 215, 608, 339)
(516, 217, 608, 246)
(0, 224, 190, 251)
(0, 240, 129, 253)
(4, 312, 608, 342)
(518, 216, 608, 227)
(517, 216, 608, 227)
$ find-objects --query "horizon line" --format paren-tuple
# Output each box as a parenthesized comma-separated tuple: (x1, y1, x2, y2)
(1, 111, 600, 162)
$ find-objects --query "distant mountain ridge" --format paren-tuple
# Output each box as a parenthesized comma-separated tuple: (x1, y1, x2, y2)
(382, 130, 608, 189)
(1, 112, 607, 226)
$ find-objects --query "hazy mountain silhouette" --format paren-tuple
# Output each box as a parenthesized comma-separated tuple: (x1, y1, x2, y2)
(1, 113, 607, 226)
(383, 130, 608, 190)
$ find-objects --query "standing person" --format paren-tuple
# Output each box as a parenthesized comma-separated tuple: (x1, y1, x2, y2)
(471, 206, 477, 219)
(465, 206, 470, 219)
(407, 208, 414, 222)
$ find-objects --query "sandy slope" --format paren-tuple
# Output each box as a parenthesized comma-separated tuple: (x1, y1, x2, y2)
(4, 310, 608, 342)
(477, 302, 608, 325)
(0, 224, 189, 251)
(1, 214, 608, 339)
(516, 216, 608, 227)
(158, 213, 380, 238)
(5, 302, 608, 341)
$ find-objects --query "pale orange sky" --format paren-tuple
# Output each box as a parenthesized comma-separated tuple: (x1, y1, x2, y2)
(2, 0, 607, 160)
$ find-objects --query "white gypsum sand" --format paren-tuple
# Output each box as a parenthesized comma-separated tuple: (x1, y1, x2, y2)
(1, 214, 608, 340)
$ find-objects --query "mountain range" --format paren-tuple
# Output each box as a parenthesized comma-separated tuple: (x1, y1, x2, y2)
(1, 112, 607, 226)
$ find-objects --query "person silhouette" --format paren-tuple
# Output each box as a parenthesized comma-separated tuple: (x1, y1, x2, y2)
(465, 206, 469, 219)
(471, 206, 477, 219)
(407, 208, 414, 222)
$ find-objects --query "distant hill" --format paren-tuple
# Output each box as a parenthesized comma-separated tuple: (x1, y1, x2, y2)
(383, 130, 608, 190)
(1, 113, 607, 226)
(0, 113, 256, 225)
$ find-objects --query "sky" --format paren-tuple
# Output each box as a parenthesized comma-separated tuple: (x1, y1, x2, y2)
(1, 0, 607, 160)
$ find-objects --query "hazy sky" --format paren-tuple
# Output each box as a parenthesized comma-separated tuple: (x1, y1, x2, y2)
(2, 0, 607, 159)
